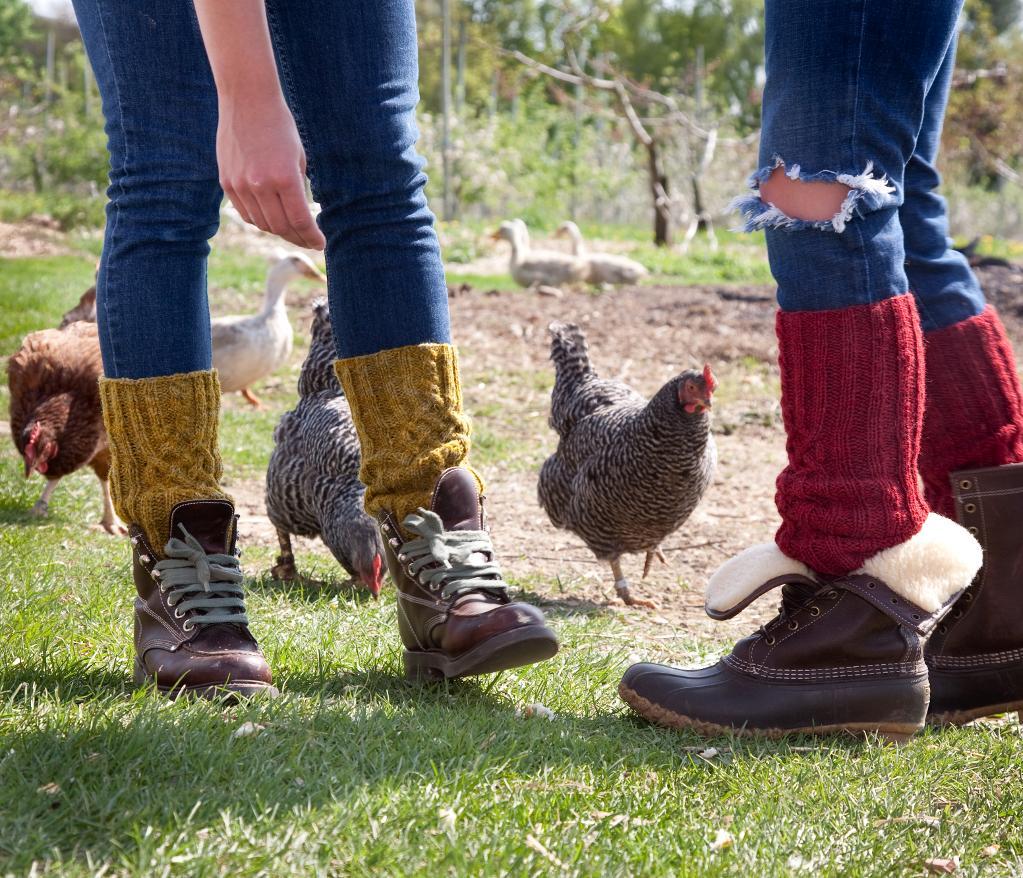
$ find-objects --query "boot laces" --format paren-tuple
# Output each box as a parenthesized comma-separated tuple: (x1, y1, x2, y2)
(153, 524, 248, 628)
(399, 509, 507, 601)
(756, 581, 836, 642)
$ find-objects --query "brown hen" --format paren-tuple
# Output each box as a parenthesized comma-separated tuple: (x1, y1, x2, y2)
(7, 321, 121, 533)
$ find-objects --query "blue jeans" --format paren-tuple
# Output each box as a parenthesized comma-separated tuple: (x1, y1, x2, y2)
(733, 0, 985, 331)
(71, 0, 450, 379)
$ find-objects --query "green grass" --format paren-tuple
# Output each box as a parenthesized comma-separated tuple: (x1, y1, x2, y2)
(3, 465, 1023, 877)
(0, 190, 108, 230)
(0, 256, 97, 355)
(3, 242, 1023, 876)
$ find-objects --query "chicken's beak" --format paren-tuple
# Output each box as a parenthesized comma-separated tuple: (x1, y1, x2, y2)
(302, 263, 327, 282)
(23, 456, 33, 478)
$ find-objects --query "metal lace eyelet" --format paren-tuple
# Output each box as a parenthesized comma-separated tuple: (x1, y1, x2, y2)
(174, 608, 184, 619)
(963, 592, 974, 602)
(968, 526, 978, 535)
(959, 479, 972, 490)
(140, 554, 152, 565)
(809, 606, 820, 616)
(911, 613, 920, 620)
(764, 635, 776, 645)
(827, 590, 839, 600)
(182, 620, 195, 633)
(389, 538, 400, 548)
(964, 502, 977, 514)
(938, 624, 947, 634)
(867, 581, 876, 589)
(406, 564, 416, 577)
(787, 620, 799, 630)
(953, 610, 963, 619)
(891, 598, 899, 605)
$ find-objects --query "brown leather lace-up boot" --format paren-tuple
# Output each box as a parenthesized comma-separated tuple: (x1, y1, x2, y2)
(620, 515, 980, 739)
(131, 499, 275, 698)
(379, 467, 559, 680)
(927, 462, 1023, 724)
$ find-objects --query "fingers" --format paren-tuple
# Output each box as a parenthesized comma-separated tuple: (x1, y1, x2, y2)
(278, 175, 326, 250)
(221, 174, 325, 250)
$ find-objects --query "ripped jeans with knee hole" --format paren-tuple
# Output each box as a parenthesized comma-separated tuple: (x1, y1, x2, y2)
(732, 0, 986, 331)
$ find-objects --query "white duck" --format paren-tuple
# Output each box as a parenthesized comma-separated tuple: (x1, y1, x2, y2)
(492, 220, 588, 289)
(555, 221, 649, 286)
(212, 252, 326, 407)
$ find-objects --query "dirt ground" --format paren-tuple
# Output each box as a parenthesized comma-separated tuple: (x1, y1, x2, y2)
(10, 217, 1020, 646)
(232, 262, 1022, 645)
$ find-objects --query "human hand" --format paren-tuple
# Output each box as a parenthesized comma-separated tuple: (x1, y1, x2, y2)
(216, 95, 326, 251)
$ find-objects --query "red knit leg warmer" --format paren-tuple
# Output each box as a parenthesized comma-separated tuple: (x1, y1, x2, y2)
(775, 295, 929, 575)
(919, 305, 1023, 518)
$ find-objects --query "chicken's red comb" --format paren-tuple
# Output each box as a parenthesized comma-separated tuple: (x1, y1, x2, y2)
(703, 364, 717, 394)
(26, 422, 42, 449)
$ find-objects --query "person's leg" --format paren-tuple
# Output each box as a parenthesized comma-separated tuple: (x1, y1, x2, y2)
(620, 0, 981, 737)
(261, 0, 557, 679)
(897, 37, 1023, 723)
(901, 37, 1023, 512)
(72, 0, 272, 696)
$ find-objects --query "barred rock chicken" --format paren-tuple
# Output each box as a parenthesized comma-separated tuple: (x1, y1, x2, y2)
(7, 321, 122, 533)
(264, 299, 385, 597)
(538, 322, 717, 608)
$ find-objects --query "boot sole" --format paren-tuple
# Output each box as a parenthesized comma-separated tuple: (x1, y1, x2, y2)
(133, 659, 278, 700)
(404, 624, 559, 681)
(927, 700, 1023, 727)
(618, 682, 921, 744)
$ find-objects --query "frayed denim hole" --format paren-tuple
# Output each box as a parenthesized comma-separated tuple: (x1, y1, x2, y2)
(729, 159, 896, 234)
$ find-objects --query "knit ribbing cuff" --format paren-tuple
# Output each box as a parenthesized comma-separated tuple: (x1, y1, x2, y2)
(334, 343, 483, 524)
(775, 294, 929, 575)
(99, 369, 231, 550)
(920, 305, 1023, 517)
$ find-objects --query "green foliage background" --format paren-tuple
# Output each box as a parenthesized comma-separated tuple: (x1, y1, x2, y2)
(2, 0, 1023, 237)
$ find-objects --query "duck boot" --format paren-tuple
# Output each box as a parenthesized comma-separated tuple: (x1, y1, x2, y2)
(925, 463, 1023, 723)
(100, 370, 275, 698)
(335, 343, 559, 680)
(917, 308, 1023, 724)
(620, 296, 981, 738)
(620, 516, 980, 739)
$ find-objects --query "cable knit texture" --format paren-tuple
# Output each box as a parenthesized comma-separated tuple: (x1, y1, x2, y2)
(920, 305, 1023, 517)
(99, 370, 230, 552)
(775, 295, 929, 575)
(334, 343, 482, 526)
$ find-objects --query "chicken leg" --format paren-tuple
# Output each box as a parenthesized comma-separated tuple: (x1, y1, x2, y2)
(611, 558, 657, 610)
(97, 478, 127, 535)
(241, 388, 263, 408)
(642, 547, 668, 579)
(90, 451, 126, 534)
(271, 528, 299, 580)
(30, 478, 60, 517)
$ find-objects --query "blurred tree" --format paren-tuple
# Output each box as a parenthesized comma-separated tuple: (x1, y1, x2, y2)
(944, 4, 1023, 189)
(593, 0, 763, 131)
(0, 0, 38, 77)
(970, 0, 1021, 33)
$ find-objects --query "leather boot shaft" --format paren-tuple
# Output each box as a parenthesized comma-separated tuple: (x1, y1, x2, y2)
(926, 462, 1023, 723)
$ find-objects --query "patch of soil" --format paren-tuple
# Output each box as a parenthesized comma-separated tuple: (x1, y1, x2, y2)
(452, 281, 786, 642)
(227, 263, 1023, 645)
(0, 218, 76, 258)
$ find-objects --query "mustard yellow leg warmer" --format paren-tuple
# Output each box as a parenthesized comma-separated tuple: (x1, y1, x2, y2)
(98, 369, 231, 549)
(334, 343, 483, 524)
